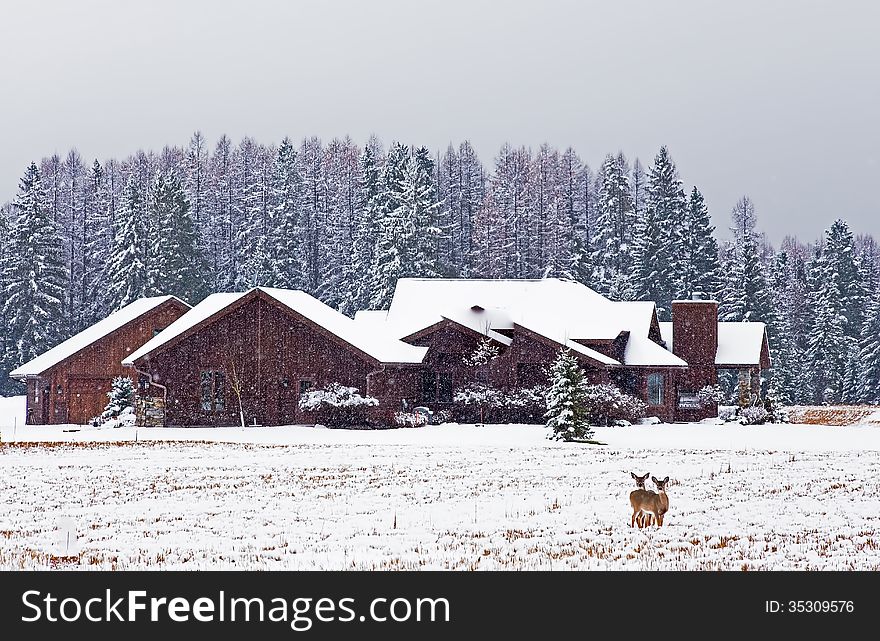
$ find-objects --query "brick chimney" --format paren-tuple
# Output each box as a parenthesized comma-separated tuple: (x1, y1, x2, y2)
(671, 294, 718, 366)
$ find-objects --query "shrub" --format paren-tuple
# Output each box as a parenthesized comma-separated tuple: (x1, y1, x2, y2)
(738, 405, 770, 425)
(394, 412, 428, 428)
(581, 383, 647, 426)
(452, 384, 548, 424)
(298, 382, 379, 427)
(697, 384, 726, 407)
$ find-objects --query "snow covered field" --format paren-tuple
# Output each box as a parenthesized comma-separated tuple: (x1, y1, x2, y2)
(1, 396, 879, 571)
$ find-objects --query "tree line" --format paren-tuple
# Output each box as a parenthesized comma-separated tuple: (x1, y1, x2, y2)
(1, 133, 878, 406)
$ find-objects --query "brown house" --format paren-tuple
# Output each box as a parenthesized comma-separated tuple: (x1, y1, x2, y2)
(9, 296, 190, 425)
(13, 279, 771, 427)
(357, 279, 771, 423)
(122, 288, 427, 426)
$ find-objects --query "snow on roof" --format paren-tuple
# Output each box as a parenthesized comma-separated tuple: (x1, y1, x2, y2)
(125, 288, 427, 366)
(659, 321, 768, 367)
(374, 278, 683, 367)
(10, 296, 188, 378)
(439, 309, 513, 346)
(259, 288, 427, 363)
(716, 322, 768, 366)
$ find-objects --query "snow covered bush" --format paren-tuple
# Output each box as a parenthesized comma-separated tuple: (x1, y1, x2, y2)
(298, 383, 379, 427)
(738, 405, 770, 425)
(451, 384, 548, 423)
(394, 412, 428, 428)
(581, 383, 647, 426)
(502, 386, 548, 423)
(102, 377, 135, 422)
(697, 384, 726, 407)
(545, 349, 593, 441)
(452, 383, 504, 423)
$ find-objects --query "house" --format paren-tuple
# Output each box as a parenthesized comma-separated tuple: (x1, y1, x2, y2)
(356, 279, 771, 422)
(12, 278, 770, 427)
(9, 296, 190, 425)
(122, 287, 427, 427)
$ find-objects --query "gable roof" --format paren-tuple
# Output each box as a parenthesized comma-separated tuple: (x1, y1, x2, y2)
(9, 295, 189, 379)
(123, 287, 427, 366)
(362, 278, 685, 367)
(658, 321, 770, 367)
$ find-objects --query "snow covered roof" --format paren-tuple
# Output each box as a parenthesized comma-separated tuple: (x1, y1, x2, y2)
(124, 288, 427, 366)
(10, 296, 189, 379)
(363, 278, 686, 367)
(716, 323, 769, 367)
(259, 288, 427, 363)
(658, 321, 769, 367)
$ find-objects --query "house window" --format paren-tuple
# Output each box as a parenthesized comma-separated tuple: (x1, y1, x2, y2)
(200, 370, 225, 412)
(647, 373, 664, 406)
(438, 373, 454, 403)
(213, 372, 226, 411)
(421, 371, 437, 403)
(299, 380, 313, 396)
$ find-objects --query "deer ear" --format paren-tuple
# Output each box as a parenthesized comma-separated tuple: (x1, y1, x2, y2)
(664, 476, 669, 483)
(651, 476, 658, 483)
(630, 472, 636, 479)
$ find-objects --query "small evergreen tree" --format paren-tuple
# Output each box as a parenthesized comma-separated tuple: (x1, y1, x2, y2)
(102, 376, 135, 420)
(544, 349, 593, 441)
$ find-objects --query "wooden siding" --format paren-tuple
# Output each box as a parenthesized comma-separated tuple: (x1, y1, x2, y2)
(136, 293, 416, 426)
(24, 300, 188, 425)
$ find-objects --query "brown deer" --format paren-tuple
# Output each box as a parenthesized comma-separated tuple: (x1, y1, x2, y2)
(629, 472, 654, 528)
(630, 475, 670, 528)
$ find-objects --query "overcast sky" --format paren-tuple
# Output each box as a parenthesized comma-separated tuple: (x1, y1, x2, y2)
(1, 0, 877, 244)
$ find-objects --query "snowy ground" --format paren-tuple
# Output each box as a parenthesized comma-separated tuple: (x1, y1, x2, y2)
(1, 396, 879, 570)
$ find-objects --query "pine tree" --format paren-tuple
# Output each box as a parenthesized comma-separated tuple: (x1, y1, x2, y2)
(102, 376, 135, 420)
(805, 250, 848, 403)
(593, 154, 634, 298)
(104, 178, 151, 310)
(544, 349, 593, 441)
(720, 236, 774, 325)
(151, 171, 204, 303)
(631, 146, 688, 316)
(858, 294, 880, 403)
(822, 219, 867, 340)
(682, 187, 722, 298)
(2, 163, 68, 368)
(270, 137, 305, 290)
(345, 142, 382, 313)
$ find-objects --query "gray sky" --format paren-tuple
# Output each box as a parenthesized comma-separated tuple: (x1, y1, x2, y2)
(1, 0, 877, 244)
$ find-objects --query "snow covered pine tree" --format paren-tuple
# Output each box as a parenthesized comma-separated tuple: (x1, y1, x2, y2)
(545, 348, 593, 441)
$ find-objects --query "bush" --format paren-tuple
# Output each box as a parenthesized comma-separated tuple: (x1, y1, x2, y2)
(697, 384, 726, 407)
(394, 412, 428, 428)
(581, 383, 647, 426)
(452, 384, 548, 424)
(738, 405, 770, 425)
(298, 382, 379, 427)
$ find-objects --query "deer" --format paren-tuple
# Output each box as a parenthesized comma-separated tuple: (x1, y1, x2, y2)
(629, 475, 670, 528)
(629, 471, 654, 528)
